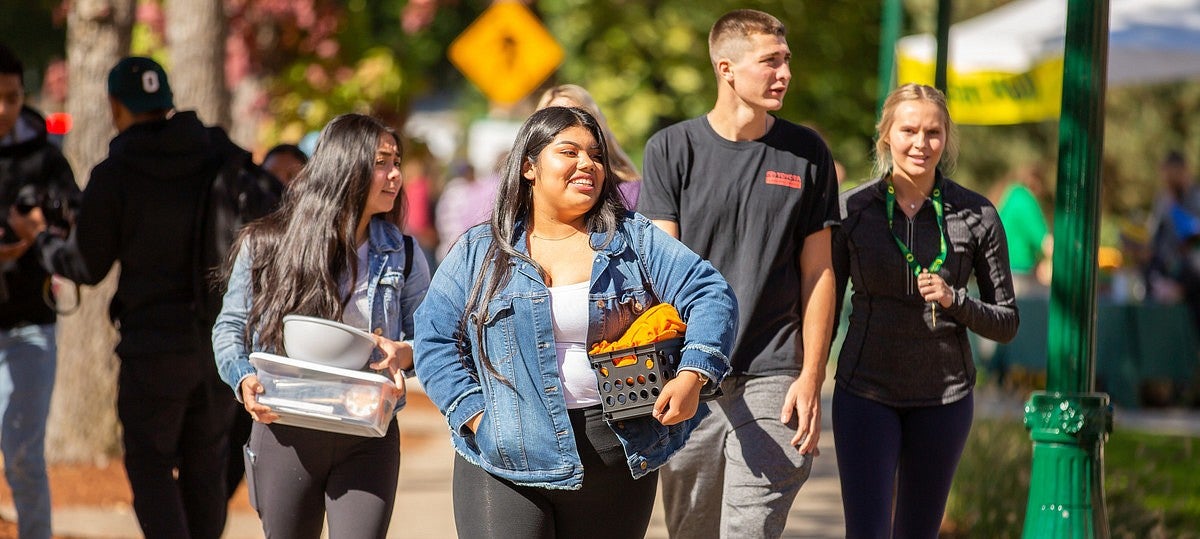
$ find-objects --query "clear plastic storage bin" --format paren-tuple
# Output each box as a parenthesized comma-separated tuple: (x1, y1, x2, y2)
(249, 352, 398, 437)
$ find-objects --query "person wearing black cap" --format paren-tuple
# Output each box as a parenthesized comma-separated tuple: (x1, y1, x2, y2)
(8, 56, 244, 539)
(0, 42, 78, 539)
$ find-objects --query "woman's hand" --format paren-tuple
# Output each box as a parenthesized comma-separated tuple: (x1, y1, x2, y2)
(240, 375, 279, 424)
(918, 271, 953, 308)
(370, 336, 412, 398)
(652, 370, 706, 426)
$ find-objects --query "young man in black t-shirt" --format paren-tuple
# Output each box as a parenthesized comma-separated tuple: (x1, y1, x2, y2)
(638, 9, 839, 538)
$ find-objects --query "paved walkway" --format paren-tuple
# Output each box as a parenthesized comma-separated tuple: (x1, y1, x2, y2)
(30, 380, 1200, 538)
(33, 380, 845, 538)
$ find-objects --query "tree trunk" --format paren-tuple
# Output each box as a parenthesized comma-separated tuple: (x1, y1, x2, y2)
(165, 0, 229, 129)
(228, 74, 264, 151)
(49, 0, 136, 464)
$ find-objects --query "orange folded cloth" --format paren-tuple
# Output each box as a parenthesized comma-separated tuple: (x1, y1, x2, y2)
(589, 303, 686, 366)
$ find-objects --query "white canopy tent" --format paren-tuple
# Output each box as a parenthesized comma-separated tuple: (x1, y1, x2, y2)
(896, 0, 1200, 124)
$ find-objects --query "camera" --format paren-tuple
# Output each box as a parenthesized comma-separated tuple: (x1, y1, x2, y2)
(14, 184, 77, 236)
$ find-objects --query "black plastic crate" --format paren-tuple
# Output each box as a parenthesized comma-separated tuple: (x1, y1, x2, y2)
(588, 337, 720, 422)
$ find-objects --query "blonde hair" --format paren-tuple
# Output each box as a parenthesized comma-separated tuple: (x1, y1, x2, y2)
(536, 84, 640, 183)
(872, 83, 959, 179)
(708, 9, 786, 71)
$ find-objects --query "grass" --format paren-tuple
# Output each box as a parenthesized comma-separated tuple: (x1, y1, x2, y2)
(943, 417, 1200, 538)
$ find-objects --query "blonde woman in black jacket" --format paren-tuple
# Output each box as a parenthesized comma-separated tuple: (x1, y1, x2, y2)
(831, 83, 1019, 538)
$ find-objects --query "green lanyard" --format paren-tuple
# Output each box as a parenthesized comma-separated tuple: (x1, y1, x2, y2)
(885, 182, 947, 276)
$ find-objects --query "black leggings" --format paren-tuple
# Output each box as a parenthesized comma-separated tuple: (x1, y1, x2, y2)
(246, 420, 400, 539)
(832, 388, 974, 539)
(452, 406, 658, 539)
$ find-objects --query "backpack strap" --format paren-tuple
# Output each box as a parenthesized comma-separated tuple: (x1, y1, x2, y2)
(403, 234, 414, 280)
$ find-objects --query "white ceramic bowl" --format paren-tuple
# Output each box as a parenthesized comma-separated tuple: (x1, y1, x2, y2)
(282, 315, 376, 370)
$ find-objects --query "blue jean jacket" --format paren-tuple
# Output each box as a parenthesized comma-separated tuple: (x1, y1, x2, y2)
(212, 218, 431, 410)
(414, 212, 737, 489)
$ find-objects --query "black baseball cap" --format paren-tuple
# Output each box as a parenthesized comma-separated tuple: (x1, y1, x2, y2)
(107, 56, 174, 113)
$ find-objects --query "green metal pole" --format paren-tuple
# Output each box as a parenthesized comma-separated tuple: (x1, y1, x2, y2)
(876, 0, 904, 118)
(1023, 1, 1112, 537)
(934, 0, 951, 93)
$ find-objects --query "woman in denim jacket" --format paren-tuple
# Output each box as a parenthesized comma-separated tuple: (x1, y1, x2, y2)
(414, 107, 736, 538)
(212, 114, 430, 539)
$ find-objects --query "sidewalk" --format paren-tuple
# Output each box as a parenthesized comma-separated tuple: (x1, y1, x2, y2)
(37, 380, 846, 539)
(38, 382, 1200, 538)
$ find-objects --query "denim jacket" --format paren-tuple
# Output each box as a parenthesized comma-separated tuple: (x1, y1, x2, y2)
(213, 217, 431, 411)
(413, 212, 737, 489)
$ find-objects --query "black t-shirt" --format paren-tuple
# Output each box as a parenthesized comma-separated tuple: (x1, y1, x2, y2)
(638, 115, 838, 375)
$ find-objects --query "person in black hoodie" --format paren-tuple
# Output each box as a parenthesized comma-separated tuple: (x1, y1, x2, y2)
(9, 56, 241, 539)
(0, 42, 78, 539)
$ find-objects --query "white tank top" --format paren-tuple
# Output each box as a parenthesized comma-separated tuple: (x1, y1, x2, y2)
(340, 242, 372, 330)
(547, 280, 600, 408)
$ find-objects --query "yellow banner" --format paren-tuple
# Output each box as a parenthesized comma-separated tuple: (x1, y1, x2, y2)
(896, 55, 1064, 125)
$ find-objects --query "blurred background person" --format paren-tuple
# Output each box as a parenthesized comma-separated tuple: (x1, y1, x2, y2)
(434, 157, 499, 262)
(399, 143, 439, 266)
(0, 42, 78, 539)
(1146, 150, 1200, 332)
(537, 84, 642, 209)
(260, 143, 308, 189)
(10, 56, 243, 539)
(996, 163, 1051, 297)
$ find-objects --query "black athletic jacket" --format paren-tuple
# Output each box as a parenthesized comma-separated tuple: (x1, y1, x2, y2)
(833, 174, 1019, 406)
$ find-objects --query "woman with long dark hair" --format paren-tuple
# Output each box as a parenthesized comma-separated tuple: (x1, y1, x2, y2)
(414, 106, 737, 538)
(212, 113, 430, 538)
(536, 84, 642, 208)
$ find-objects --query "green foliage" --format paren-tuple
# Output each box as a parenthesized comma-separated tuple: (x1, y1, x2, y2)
(944, 417, 1200, 538)
(0, 0, 68, 92)
(944, 418, 1031, 537)
(1106, 428, 1200, 537)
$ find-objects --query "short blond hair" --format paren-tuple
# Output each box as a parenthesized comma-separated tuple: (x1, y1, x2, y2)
(873, 83, 959, 179)
(708, 9, 786, 70)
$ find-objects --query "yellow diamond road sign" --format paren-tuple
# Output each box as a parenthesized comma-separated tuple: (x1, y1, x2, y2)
(448, 1, 564, 105)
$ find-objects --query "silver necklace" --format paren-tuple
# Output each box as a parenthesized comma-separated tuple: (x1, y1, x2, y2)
(529, 229, 580, 241)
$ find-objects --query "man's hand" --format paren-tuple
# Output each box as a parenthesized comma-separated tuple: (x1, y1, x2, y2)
(780, 373, 822, 456)
(7, 206, 47, 243)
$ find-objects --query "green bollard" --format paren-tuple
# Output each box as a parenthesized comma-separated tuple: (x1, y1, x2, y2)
(1023, 392, 1113, 538)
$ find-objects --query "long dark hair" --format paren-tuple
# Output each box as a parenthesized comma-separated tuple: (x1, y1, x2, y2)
(459, 106, 625, 383)
(227, 113, 402, 353)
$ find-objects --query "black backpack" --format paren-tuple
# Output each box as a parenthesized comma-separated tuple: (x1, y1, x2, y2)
(193, 149, 284, 329)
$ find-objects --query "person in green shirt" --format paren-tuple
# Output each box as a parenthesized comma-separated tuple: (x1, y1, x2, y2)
(998, 164, 1050, 297)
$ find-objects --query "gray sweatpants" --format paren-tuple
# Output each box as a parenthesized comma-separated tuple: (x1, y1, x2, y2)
(661, 374, 813, 539)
